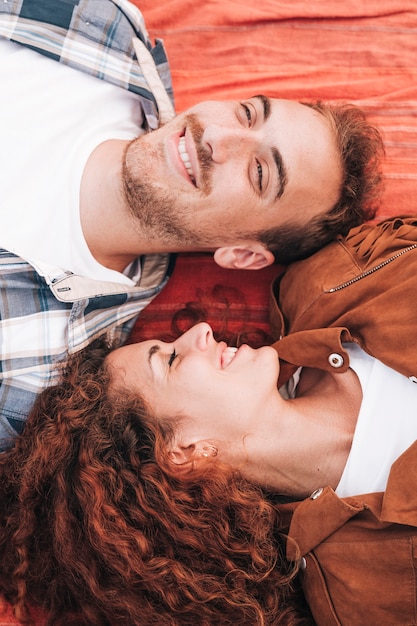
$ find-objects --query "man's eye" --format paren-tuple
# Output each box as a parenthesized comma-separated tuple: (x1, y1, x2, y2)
(241, 103, 252, 125)
(256, 159, 263, 191)
(168, 349, 177, 367)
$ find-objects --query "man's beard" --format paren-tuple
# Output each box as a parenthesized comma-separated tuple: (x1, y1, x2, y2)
(122, 114, 213, 247)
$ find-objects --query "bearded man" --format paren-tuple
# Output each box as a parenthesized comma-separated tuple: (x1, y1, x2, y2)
(0, 0, 383, 448)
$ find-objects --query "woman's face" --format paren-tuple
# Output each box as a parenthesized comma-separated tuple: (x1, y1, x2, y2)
(106, 323, 280, 448)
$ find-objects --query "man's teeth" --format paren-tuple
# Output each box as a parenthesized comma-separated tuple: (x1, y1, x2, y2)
(178, 136, 195, 183)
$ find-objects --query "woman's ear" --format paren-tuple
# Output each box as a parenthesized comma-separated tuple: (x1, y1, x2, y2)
(169, 441, 218, 466)
(168, 444, 195, 466)
(213, 242, 274, 270)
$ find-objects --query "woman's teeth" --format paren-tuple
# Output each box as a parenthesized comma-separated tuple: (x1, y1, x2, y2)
(222, 347, 238, 368)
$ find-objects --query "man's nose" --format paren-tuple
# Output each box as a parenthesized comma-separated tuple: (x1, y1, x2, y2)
(202, 125, 253, 163)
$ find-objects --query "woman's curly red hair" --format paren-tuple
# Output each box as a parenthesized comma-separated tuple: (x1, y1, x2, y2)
(0, 339, 310, 626)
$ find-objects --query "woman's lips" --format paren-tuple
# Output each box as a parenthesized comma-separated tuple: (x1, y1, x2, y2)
(221, 346, 238, 369)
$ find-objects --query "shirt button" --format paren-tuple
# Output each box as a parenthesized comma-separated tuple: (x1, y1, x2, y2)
(310, 488, 324, 500)
(328, 353, 344, 368)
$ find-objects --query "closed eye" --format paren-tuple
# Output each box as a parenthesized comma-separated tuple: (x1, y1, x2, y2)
(168, 349, 177, 367)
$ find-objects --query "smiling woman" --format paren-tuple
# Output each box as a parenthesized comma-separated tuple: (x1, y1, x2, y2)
(0, 335, 312, 626)
(106, 321, 361, 495)
(106, 323, 286, 478)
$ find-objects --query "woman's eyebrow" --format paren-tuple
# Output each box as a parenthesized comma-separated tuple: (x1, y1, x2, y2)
(148, 344, 160, 375)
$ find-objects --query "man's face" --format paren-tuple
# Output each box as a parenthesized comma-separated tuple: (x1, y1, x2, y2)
(123, 96, 342, 254)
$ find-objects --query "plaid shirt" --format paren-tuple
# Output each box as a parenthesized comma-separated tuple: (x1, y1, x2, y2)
(0, 0, 176, 448)
(0, 0, 175, 128)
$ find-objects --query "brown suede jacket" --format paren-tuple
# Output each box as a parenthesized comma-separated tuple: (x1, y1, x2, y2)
(270, 216, 417, 626)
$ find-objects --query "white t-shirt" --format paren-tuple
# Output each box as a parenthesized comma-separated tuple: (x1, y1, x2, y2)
(336, 343, 417, 497)
(285, 343, 417, 497)
(1, 38, 143, 284)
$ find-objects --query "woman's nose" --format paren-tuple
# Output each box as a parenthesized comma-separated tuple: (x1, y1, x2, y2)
(179, 322, 213, 352)
(202, 124, 252, 163)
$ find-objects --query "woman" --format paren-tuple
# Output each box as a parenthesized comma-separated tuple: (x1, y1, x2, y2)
(1, 216, 417, 625)
(0, 338, 311, 626)
(109, 215, 417, 626)
(268, 215, 417, 625)
(106, 321, 362, 499)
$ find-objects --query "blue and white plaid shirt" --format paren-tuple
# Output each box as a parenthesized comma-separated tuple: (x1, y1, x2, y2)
(0, 0, 176, 448)
(0, 0, 174, 127)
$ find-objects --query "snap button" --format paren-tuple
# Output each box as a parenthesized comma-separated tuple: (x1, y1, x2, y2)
(328, 353, 344, 368)
(409, 376, 417, 384)
(299, 557, 307, 570)
(310, 488, 324, 500)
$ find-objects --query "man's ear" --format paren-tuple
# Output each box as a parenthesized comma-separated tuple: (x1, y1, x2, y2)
(213, 242, 274, 270)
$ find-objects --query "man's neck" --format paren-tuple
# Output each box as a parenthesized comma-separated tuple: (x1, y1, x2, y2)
(80, 139, 144, 273)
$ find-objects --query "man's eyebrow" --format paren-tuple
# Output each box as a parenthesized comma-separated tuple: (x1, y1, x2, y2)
(148, 344, 160, 375)
(254, 94, 288, 199)
(272, 147, 288, 199)
(254, 94, 271, 121)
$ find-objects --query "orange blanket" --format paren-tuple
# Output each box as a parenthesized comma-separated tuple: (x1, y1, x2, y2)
(2, 0, 417, 623)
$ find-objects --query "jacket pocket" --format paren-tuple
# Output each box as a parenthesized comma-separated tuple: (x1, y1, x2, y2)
(302, 536, 417, 626)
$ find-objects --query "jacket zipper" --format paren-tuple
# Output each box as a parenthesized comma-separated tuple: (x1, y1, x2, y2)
(327, 244, 417, 292)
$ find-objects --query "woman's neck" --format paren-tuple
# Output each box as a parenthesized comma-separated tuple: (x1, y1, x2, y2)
(237, 367, 362, 499)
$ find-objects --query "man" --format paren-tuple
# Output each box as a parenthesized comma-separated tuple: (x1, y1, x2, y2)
(0, 0, 383, 447)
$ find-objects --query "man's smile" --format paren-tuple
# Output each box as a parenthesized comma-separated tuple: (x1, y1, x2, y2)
(178, 135, 196, 185)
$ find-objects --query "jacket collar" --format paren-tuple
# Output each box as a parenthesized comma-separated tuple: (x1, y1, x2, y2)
(284, 440, 417, 560)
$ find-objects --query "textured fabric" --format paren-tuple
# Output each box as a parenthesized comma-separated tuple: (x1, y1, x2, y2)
(281, 469, 417, 626)
(129, 253, 278, 344)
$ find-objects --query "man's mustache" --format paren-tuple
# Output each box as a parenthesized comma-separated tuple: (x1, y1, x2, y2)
(185, 114, 213, 194)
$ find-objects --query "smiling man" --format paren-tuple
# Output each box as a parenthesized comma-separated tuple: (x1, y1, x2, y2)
(118, 96, 344, 269)
(79, 91, 383, 274)
(0, 0, 383, 447)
